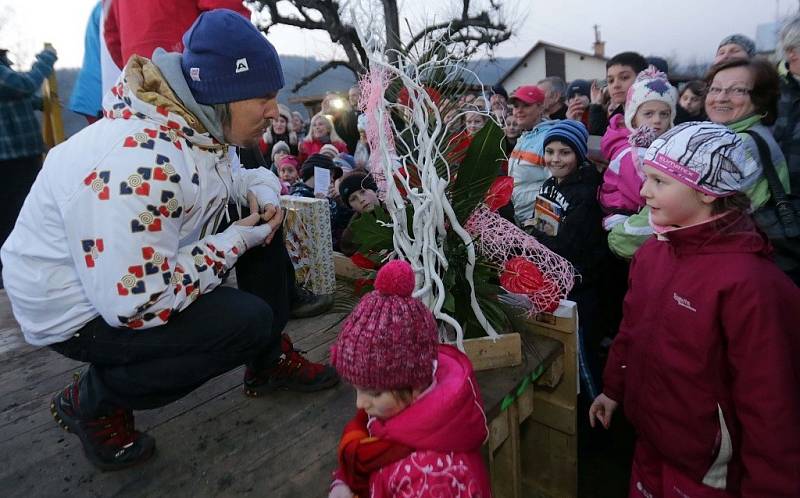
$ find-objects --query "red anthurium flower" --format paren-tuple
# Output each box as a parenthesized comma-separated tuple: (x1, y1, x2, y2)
(485, 176, 514, 212)
(397, 86, 442, 108)
(537, 279, 561, 313)
(499, 257, 545, 294)
(351, 253, 377, 270)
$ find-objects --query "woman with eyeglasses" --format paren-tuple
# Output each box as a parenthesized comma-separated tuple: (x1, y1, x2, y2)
(705, 58, 791, 212)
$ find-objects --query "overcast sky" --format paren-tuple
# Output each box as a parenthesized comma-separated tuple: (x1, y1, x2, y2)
(1, 0, 797, 71)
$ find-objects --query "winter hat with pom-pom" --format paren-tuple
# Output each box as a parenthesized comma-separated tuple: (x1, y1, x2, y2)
(624, 65, 678, 132)
(330, 260, 439, 390)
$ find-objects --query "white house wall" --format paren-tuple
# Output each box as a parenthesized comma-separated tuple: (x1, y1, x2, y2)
(503, 51, 546, 92)
(502, 48, 608, 91)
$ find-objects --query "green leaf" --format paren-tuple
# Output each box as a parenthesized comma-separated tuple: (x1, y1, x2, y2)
(450, 120, 506, 224)
(351, 205, 394, 253)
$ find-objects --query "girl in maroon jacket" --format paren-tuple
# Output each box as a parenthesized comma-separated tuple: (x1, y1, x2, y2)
(590, 122, 800, 498)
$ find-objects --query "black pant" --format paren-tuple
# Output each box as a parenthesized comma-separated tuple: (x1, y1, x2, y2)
(51, 225, 295, 417)
(0, 155, 42, 272)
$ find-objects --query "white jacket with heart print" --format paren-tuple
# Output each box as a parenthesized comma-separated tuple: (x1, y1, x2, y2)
(1, 57, 281, 346)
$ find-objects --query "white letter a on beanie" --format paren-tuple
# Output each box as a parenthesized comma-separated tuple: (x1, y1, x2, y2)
(235, 58, 249, 73)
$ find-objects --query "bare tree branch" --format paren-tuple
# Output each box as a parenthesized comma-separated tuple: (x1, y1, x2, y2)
(403, 11, 510, 53)
(289, 60, 358, 93)
(248, 0, 514, 92)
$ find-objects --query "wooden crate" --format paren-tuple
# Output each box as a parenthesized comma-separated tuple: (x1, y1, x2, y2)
(508, 301, 579, 498)
(459, 332, 522, 371)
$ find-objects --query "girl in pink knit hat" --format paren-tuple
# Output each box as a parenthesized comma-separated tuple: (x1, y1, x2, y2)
(328, 260, 492, 498)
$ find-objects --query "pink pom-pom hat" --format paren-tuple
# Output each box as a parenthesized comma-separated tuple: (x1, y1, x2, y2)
(330, 260, 439, 390)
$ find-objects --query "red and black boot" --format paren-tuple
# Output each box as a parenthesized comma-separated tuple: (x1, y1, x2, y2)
(243, 334, 339, 396)
(51, 373, 156, 471)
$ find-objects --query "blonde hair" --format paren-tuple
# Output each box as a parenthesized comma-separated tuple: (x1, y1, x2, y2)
(303, 113, 345, 144)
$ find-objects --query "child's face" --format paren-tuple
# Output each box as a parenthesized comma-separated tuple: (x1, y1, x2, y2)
(348, 188, 379, 213)
(544, 141, 579, 180)
(464, 112, 487, 136)
(273, 150, 288, 164)
(503, 116, 521, 139)
(633, 101, 672, 136)
(279, 165, 298, 183)
(607, 64, 639, 106)
(355, 388, 410, 419)
(679, 89, 703, 115)
(640, 165, 714, 227)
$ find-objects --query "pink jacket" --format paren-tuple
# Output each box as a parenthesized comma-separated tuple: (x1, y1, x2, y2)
(598, 114, 646, 225)
(366, 345, 492, 498)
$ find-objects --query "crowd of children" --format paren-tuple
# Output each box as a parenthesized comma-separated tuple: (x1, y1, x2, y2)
(307, 31, 800, 498)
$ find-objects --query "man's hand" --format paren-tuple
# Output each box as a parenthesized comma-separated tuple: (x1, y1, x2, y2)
(243, 191, 283, 245)
(589, 393, 619, 429)
(258, 203, 283, 244)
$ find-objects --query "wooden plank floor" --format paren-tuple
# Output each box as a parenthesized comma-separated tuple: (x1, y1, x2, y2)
(0, 288, 561, 497)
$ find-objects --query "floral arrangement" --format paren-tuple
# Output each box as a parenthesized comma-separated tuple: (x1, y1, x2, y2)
(344, 13, 575, 347)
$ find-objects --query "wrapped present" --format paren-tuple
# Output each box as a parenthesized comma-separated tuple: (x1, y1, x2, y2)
(281, 195, 336, 295)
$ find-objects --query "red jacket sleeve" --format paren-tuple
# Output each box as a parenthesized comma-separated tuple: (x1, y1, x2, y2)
(721, 274, 800, 497)
(103, 0, 124, 69)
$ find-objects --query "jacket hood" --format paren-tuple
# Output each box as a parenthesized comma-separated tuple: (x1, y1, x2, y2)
(102, 55, 223, 150)
(369, 345, 488, 453)
(600, 114, 631, 160)
(656, 210, 770, 258)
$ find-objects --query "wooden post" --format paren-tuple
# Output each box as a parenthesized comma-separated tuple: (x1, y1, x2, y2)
(489, 400, 523, 498)
(41, 43, 64, 149)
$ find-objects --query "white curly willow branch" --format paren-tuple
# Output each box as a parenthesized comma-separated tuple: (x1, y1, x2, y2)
(349, 5, 499, 347)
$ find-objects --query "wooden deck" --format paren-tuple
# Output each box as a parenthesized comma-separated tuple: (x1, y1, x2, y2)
(0, 288, 561, 497)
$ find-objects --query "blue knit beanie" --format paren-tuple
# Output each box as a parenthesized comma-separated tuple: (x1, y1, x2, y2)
(543, 120, 589, 163)
(181, 9, 284, 104)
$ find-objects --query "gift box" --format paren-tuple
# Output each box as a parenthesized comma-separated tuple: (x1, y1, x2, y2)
(281, 195, 336, 295)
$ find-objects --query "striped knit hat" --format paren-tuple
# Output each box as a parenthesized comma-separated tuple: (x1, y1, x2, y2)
(644, 122, 761, 198)
(543, 120, 589, 163)
(330, 260, 438, 390)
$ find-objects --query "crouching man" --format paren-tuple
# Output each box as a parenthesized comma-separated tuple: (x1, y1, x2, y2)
(0, 9, 338, 471)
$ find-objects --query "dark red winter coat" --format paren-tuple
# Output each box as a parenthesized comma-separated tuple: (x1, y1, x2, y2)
(603, 211, 800, 497)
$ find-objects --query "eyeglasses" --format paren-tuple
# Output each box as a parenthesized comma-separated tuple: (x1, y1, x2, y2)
(707, 86, 752, 97)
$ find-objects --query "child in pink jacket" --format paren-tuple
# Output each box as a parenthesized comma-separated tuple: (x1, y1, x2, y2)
(329, 260, 492, 498)
(599, 67, 677, 230)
